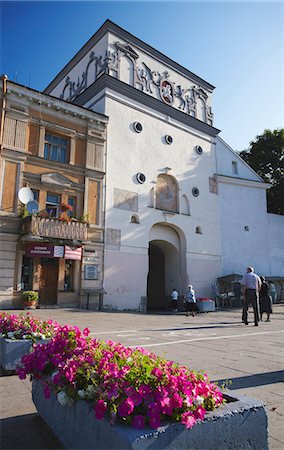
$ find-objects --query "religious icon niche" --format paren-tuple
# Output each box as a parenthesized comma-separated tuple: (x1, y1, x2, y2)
(156, 174, 178, 213)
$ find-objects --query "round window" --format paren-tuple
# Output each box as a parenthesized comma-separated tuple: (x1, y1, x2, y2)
(136, 173, 146, 184)
(195, 145, 203, 155)
(192, 187, 199, 197)
(165, 135, 173, 145)
(133, 122, 143, 133)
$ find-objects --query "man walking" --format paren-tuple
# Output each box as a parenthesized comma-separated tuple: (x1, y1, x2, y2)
(241, 266, 262, 326)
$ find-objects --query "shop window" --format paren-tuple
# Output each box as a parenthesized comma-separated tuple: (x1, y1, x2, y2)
(21, 256, 33, 290)
(64, 260, 74, 291)
(46, 193, 61, 218)
(44, 133, 69, 163)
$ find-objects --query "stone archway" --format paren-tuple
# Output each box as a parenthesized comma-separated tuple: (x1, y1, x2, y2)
(147, 223, 187, 311)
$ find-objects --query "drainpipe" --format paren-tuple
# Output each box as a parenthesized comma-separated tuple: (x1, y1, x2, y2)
(0, 74, 8, 153)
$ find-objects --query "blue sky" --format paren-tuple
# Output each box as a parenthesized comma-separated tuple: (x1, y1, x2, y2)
(1, 1, 283, 151)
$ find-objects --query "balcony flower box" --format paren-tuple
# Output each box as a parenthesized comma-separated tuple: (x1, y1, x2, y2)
(32, 380, 268, 450)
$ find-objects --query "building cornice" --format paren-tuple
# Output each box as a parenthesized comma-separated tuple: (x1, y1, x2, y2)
(2, 80, 108, 125)
(74, 74, 220, 138)
(44, 19, 215, 95)
(215, 174, 271, 190)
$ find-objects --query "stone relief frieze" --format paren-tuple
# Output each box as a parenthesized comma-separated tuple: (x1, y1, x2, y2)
(59, 41, 213, 124)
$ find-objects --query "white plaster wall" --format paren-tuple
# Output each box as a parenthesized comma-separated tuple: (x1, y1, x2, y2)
(218, 181, 270, 277)
(102, 94, 221, 308)
(216, 137, 261, 181)
(267, 213, 284, 276)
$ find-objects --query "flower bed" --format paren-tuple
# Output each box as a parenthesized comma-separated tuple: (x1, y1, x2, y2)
(0, 312, 59, 371)
(17, 324, 224, 430)
(0, 312, 59, 342)
(32, 380, 268, 450)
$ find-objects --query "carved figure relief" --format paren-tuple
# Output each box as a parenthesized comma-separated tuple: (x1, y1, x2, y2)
(156, 174, 178, 213)
(59, 40, 213, 125)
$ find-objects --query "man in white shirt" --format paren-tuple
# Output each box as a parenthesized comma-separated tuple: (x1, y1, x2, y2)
(241, 266, 262, 326)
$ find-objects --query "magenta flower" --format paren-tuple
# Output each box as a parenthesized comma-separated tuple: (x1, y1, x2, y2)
(83, 328, 90, 336)
(94, 400, 107, 420)
(118, 398, 135, 417)
(181, 412, 196, 429)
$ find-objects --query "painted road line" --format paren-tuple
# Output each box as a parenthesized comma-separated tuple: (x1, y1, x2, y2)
(129, 329, 284, 348)
(89, 330, 138, 335)
(127, 337, 151, 341)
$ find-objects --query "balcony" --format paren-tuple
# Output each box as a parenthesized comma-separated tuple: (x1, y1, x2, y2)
(21, 216, 88, 241)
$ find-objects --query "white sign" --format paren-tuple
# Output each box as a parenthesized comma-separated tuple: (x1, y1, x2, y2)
(84, 265, 98, 280)
(54, 246, 64, 258)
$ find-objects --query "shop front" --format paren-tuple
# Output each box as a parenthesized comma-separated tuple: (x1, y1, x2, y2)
(21, 243, 82, 306)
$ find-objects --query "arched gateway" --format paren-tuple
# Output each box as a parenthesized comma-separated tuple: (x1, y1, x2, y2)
(147, 223, 187, 311)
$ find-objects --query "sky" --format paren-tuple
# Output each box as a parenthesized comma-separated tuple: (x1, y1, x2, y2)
(0, 1, 283, 152)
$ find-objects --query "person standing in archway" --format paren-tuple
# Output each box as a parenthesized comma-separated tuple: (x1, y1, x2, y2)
(170, 288, 179, 312)
(184, 285, 197, 316)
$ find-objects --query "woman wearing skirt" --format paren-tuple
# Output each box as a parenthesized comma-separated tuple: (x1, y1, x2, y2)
(259, 276, 273, 322)
(184, 285, 198, 316)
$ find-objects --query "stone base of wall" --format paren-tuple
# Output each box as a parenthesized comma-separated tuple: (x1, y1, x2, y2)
(32, 380, 268, 450)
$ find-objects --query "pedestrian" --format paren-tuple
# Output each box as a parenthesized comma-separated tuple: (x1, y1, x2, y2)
(268, 281, 277, 304)
(170, 288, 179, 312)
(259, 276, 273, 322)
(184, 284, 197, 316)
(241, 266, 261, 326)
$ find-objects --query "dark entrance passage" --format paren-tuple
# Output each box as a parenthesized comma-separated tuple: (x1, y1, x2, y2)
(147, 242, 165, 311)
(39, 258, 58, 304)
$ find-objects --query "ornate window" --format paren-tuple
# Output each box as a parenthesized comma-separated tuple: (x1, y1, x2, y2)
(46, 193, 61, 218)
(156, 174, 178, 213)
(44, 133, 69, 163)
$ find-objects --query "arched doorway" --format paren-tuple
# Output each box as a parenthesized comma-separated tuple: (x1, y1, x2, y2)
(147, 224, 187, 311)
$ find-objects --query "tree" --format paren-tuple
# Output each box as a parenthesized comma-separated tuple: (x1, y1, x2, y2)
(239, 129, 284, 215)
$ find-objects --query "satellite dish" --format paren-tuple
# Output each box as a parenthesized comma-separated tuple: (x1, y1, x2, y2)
(26, 200, 39, 214)
(18, 187, 34, 204)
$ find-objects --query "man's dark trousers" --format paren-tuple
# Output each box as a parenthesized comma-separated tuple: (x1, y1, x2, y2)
(243, 289, 259, 324)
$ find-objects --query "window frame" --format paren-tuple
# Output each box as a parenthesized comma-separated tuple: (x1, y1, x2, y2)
(44, 132, 69, 164)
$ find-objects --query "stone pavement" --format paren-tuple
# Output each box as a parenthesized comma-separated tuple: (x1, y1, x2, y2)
(1, 304, 284, 450)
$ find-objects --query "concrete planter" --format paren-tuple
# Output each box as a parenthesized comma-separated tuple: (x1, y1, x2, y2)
(32, 380, 268, 450)
(0, 337, 46, 371)
(197, 300, 215, 312)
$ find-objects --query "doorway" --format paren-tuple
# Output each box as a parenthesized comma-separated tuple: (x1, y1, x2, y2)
(147, 223, 187, 312)
(39, 258, 58, 304)
(147, 243, 165, 310)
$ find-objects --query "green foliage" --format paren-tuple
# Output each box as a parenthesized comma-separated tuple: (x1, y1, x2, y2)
(22, 290, 39, 302)
(239, 129, 284, 215)
(18, 206, 30, 219)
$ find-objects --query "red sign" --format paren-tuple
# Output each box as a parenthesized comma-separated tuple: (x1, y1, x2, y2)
(26, 244, 54, 257)
(65, 246, 82, 260)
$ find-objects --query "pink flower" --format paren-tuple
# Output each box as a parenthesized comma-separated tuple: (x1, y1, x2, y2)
(94, 400, 107, 420)
(118, 398, 135, 417)
(132, 415, 145, 429)
(83, 328, 90, 336)
(193, 406, 206, 420)
(151, 367, 163, 379)
(181, 412, 196, 429)
(16, 368, 26, 380)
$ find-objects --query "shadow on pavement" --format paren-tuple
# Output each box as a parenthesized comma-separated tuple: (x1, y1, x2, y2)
(215, 370, 284, 390)
(1, 413, 64, 450)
